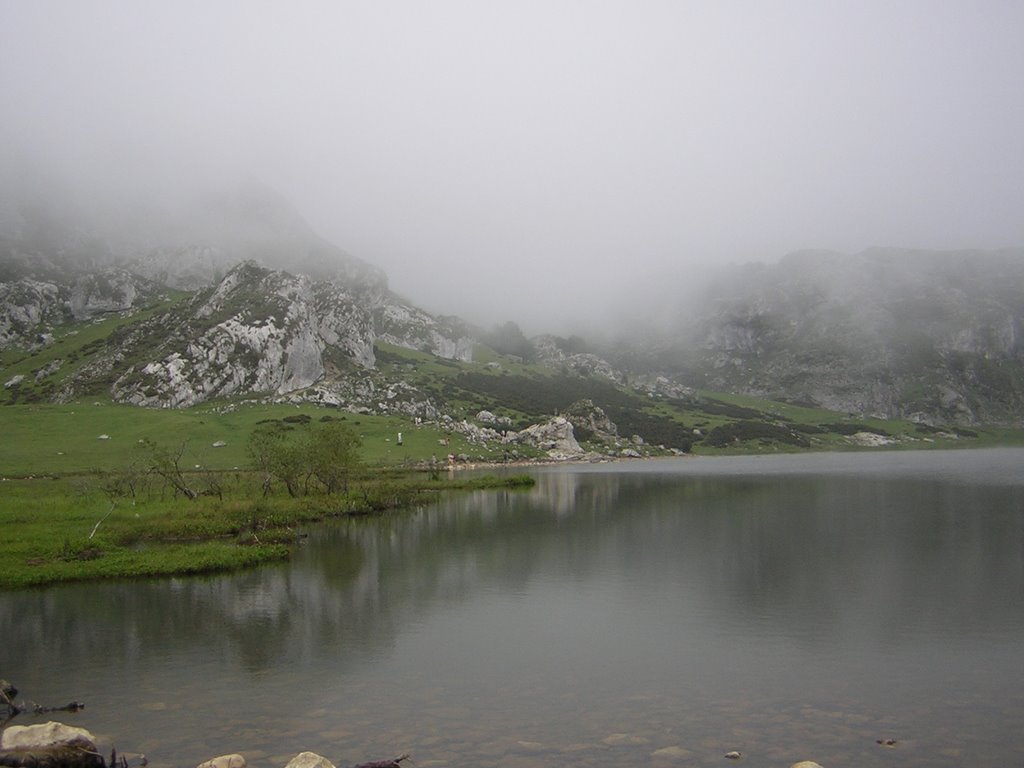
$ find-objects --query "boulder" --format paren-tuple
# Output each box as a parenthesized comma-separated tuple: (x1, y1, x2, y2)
(506, 416, 583, 459)
(564, 399, 619, 442)
(0, 722, 103, 768)
(790, 762, 824, 768)
(284, 753, 336, 768)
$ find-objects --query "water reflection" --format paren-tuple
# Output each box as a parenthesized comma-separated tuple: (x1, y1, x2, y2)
(2, 451, 1024, 767)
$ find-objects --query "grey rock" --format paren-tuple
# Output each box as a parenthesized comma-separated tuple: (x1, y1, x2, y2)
(196, 755, 247, 768)
(0, 722, 103, 768)
(283, 753, 336, 768)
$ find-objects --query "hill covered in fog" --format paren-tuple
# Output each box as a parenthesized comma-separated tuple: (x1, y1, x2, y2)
(615, 248, 1024, 425)
(2, 177, 1024, 429)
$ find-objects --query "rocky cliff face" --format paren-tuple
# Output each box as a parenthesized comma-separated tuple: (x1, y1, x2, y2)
(374, 301, 474, 361)
(102, 262, 375, 407)
(0, 278, 68, 348)
(0, 269, 165, 348)
(1, 178, 477, 409)
(47, 259, 477, 409)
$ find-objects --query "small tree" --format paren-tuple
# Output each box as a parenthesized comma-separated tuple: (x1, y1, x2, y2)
(308, 422, 363, 494)
(247, 422, 308, 498)
(140, 439, 197, 500)
(96, 459, 145, 503)
(248, 422, 288, 497)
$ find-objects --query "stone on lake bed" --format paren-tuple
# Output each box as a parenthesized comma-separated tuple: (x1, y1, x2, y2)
(284, 753, 336, 768)
(790, 762, 825, 768)
(196, 755, 247, 768)
(724, 751, 742, 759)
(601, 733, 649, 746)
(651, 746, 692, 759)
(514, 741, 546, 752)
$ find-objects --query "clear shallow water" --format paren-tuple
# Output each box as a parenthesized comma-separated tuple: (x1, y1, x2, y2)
(3, 449, 1024, 768)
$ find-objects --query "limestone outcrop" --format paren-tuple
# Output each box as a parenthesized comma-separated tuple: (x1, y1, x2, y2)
(505, 416, 583, 459)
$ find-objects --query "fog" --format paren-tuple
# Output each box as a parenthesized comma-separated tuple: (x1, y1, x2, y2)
(2, 1, 1023, 333)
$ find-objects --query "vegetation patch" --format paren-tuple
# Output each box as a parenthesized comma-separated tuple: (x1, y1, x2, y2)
(703, 420, 812, 449)
(0, 430, 536, 590)
(820, 422, 890, 436)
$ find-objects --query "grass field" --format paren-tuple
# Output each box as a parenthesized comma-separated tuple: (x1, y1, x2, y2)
(0, 400, 508, 478)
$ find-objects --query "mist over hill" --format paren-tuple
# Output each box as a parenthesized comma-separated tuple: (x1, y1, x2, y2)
(2, 176, 1024, 430)
(610, 248, 1024, 424)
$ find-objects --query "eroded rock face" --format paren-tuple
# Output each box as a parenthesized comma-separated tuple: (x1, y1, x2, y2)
(507, 416, 583, 458)
(68, 270, 148, 320)
(375, 301, 474, 361)
(0, 279, 68, 348)
(73, 261, 479, 409)
(531, 335, 621, 383)
(108, 262, 375, 407)
(564, 398, 619, 442)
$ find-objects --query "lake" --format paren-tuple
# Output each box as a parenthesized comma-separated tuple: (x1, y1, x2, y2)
(3, 449, 1023, 768)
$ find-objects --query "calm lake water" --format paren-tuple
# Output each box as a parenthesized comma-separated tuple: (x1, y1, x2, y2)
(3, 449, 1024, 768)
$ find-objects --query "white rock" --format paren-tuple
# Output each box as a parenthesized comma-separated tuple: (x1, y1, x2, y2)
(601, 733, 649, 746)
(1, 721, 97, 751)
(283, 752, 336, 768)
(651, 746, 692, 759)
(196, 755, 247, 768)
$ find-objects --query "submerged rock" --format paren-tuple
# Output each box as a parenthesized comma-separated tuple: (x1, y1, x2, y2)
(601, 733, 649, 746)
(650, 746, 692, 759)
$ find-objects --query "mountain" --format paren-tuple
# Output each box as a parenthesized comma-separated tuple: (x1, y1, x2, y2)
(632, 248, 1024, 425)
(0, 177, 475, 418)
(3, 174, 1024, 445)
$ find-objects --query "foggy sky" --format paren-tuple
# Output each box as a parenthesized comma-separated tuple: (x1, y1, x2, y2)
(2, 1, 1023, 332)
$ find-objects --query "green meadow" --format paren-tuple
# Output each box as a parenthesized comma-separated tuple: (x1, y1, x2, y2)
(3, 386, 1022, 591)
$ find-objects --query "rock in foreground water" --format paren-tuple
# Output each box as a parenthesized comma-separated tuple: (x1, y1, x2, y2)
(196, 755, 247, 768)
(0, 721, 103, 768)
(284, 753, 336, 768)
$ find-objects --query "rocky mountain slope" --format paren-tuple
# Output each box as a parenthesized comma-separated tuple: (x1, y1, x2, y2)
(637, 248, 1024, 425)
(3, 174, 1024, 434)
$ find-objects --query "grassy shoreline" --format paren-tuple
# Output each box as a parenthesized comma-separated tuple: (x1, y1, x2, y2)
(0, 470, 534, 590)
(4, 395, 1024, 591)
